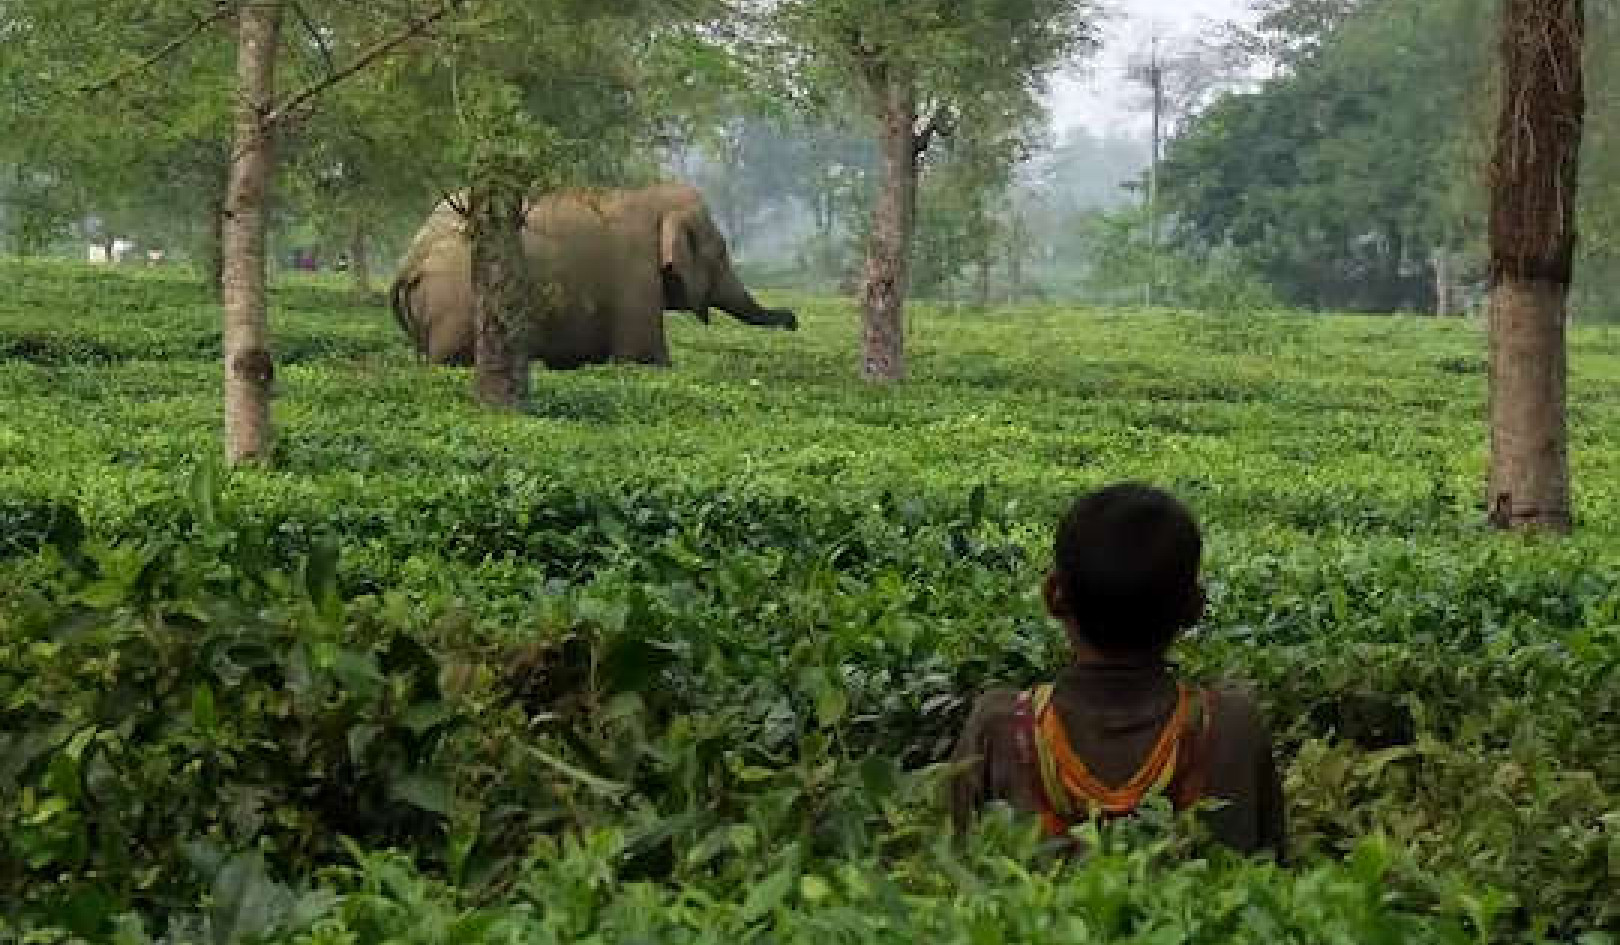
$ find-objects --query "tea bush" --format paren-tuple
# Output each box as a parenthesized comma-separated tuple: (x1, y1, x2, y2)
(0, 260, 1616, 942)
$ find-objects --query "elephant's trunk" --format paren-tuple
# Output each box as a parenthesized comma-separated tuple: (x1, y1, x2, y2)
(713, 264, 797, 329)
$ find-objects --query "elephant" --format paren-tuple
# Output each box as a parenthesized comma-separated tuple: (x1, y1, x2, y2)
(388, 183, 797, 369)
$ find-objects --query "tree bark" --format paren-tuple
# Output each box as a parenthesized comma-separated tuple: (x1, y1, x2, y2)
(349, 216, 373, 297)
(1007, 212, 1026, 304)
(10, 165, 30, 257)
(1487, 0, 1584, 533)
(859, 79, 919, 383)
(197, 179, 227, 298)
(974, 248, 993, 311)
(222, 2, 283, 466)
(468, 186, 530, 409)
(726, 198, 747, 259)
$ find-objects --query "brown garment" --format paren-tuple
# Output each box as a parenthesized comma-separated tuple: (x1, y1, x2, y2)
(948, 660, 1286, 860)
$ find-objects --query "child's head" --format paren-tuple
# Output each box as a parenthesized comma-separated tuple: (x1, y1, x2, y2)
(1044, 483, 1204, 657)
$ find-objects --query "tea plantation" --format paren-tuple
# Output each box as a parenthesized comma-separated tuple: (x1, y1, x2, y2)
(2, 260, 1616, 943)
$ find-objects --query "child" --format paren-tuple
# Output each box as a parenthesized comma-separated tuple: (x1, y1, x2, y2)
(948, 483, 1285, 859)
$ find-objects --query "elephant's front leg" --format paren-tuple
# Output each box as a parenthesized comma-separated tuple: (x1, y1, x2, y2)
(609, 301, 673, 367)
(618, 336, 671, 367)
(650, 334, 672, 366)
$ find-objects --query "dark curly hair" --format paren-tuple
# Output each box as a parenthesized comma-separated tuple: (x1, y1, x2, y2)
(1051, 483, 1203, 654)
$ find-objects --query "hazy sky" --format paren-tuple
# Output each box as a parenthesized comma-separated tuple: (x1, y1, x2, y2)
(1049, 0, 1257, 137)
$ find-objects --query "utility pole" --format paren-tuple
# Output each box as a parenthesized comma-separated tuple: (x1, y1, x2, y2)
(1146, 33, 1164, 309)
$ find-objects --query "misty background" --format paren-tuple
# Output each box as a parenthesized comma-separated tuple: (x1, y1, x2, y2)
(672, 0, 1269, 308)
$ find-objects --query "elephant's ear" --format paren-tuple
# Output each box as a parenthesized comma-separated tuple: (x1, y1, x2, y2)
(660, 209, 710, 323)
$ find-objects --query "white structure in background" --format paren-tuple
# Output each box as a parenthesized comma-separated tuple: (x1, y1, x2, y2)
(87, 238, 136, 264)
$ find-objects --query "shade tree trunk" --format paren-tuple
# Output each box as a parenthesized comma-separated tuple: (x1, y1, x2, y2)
(222, 2, 283, 465)
(467, 186, 531, 410)
(974, 244, 994, 311)
(1006, 210, 1027, 304)
(349, 216, 374, 297)
(1486, 0, 1585, 533)
(859, 77, 923, 383)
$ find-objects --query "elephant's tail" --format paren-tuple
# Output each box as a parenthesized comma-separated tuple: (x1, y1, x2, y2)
(389, 273, 426, 359)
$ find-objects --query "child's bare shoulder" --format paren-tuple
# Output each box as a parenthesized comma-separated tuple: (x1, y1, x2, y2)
(957, 687, 1023, 739)
(966, 686, 1020, 715)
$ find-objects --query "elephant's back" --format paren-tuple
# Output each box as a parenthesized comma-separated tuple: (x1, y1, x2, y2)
(524, 194, 660, 297)
(399, 203, 468, 273)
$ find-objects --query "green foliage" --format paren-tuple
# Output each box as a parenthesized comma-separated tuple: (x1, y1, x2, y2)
(1, 521, 465, 930)
(904, 93, 1046, 304)
(1153, 0, 1620, 320)
(440, 3, 659, 193)
(1070, 205, 1282, 312)
(0, 0, 696, 280)
(2, 262, 1619, 940)
(1159, 0, 1489, 314)
(266, 828, 1495, 945)
(765, 0, 1101, 335)
(773, 0, 1099, 118)
(0, 0, 236, 261)
(1569, 1, 1620, 321)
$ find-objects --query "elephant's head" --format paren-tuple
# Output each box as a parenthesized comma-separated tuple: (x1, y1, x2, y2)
(660, 204, 796, 331)
(660, 206, 716, 324)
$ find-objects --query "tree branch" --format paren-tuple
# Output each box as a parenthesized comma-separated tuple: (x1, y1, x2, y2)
(263, 0, 461, 127)
(840, 23, 886, 92)
(291, 1, 337, 78)
(913, 106, 953, 158)
(79, 1, 235, 94)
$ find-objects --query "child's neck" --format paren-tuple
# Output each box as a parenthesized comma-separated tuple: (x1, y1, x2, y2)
(1066, 631, 1166, 668)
